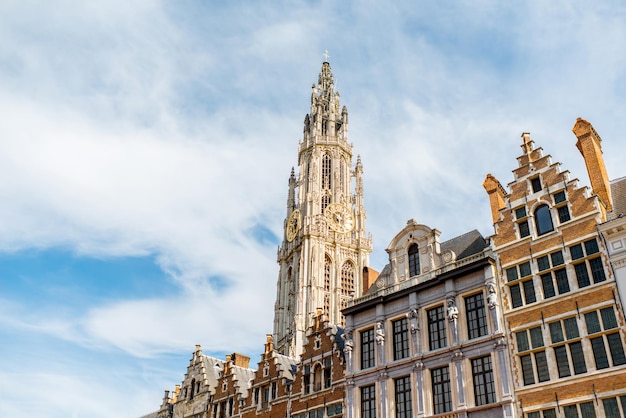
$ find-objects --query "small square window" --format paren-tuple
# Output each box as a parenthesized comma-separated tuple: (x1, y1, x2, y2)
(519, 221, 530, 238)
(506, 267, 519, 282)
(519, 262, 532, 278)
(557, 205, 571, 223)
(537, 256, 550, 271)
(570, 244, 584, 260)
(515, 207, 527, 219)
(554, 191, 567, 204)
(530, 327, 544, 348)
(516, 331, 530, 351)
(531, 177, 542, 193)
(551, 251, 564, 266)
(600, 307, 618, 330)
(585, 311, 601, 334)
(584, 239, 599, 255)
(549, 322, 564, 344)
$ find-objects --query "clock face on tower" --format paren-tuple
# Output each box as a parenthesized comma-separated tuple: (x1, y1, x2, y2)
(324, 203, 354, 233)
(286, 209, 302, 242)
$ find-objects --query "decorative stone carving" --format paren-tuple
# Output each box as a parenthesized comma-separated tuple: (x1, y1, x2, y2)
(447, 298, 458, 322)
(342, 331, 353, 354)
(375, 321, 385, 345)
(407, 308, 419, 334)
(443, 249, 455, 263)
(487, 284, 498, 310)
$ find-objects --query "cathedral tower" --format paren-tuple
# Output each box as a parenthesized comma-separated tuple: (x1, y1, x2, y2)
(274, 59, 372, 357)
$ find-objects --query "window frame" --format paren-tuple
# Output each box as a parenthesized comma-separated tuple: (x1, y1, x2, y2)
(516, 326, 550, 385)
(408, 243, 420, 277)
(585, 307, 626, 370)
(570, 238, 606, 289)
(361, 384, 377, 418)
(427, 305, 447, 350)
(394, 376, 412, 418)
(534, 204, 554, 236)
(360, 328, 375, 370)
(506, 262, 535, 308)
(472, 355, 496, 406)
(465, 292, 488, 340)
(392, 317, 410, 360)
(431, 366, 452, 414)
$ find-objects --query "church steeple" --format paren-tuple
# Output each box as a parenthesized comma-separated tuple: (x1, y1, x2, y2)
(273, 58, 372, 357)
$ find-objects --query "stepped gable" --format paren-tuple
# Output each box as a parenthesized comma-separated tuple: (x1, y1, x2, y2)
(301, 311, 346, 362)
(226, 354, 256, 399)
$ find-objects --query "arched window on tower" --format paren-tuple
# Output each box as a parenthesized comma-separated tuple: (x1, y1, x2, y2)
(535, 204, 554, 236)
(341, 261, 355, 297)
(324, 256, 332, 316)
(322, 153, 332, 190)
(340, 157, 346, 190)
(408, 243, 420, 277)
(324, 256, 331, 292)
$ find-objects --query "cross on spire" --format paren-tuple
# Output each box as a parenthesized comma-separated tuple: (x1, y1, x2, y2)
(323, 49, 330, 62)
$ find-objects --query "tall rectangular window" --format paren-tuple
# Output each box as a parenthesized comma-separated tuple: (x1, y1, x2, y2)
(506, 262, 535, 308)
(531, 176, 542, 193)
(432, 366, 452, 414)
(537, 250, 570, 299)
(361, 328, 375, 369)
(428, 305, 447, 350)
(465, 293, 488, 340)
(570, 238, 607, 288)
(324, 357, 332, 388)
(393, 318, 410, 360)
(472, 356, 495, 406)
(549, 318, 587, 377)
(394, 376, 412, 418)
(361, 385, 376, 418)
(516, 327, 549, 385)
(585, 308, 626, 369)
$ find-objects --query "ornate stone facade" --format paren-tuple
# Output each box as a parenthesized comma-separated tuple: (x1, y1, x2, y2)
(342, 224, 515, 418)
(274, 60, 372, 357)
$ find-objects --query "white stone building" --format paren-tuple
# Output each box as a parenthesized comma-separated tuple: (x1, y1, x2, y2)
(342, 221, 515, 418)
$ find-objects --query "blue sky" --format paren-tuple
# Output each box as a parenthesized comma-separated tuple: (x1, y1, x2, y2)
(1, 1, 625, 417)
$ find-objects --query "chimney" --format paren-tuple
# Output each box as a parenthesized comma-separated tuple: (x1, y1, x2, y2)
(362, 266, 379, 294)
(573, 118, 612, 212)
(483, 174, 507, 223)
(230, 353, 251, 369)
(264, 334, 274, 355)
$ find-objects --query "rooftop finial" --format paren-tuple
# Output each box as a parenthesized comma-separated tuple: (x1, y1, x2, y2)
(323, 49, 330, 62)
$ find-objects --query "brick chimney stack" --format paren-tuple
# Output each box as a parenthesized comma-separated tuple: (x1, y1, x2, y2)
(483, 174, 507, 224)
(572, 117, 612, 212)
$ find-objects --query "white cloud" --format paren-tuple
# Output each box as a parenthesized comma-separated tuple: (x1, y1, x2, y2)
(1, 1, 626, 417)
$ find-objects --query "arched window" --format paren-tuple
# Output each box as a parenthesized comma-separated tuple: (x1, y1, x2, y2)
(535, 205, 554, 236)
(313, 364, 323, 391)
(321, 192, 331, 213)
(340, 157, 346, 190)
(341, 262, 355, 296)
(408, 244, 420, 277)
(324, 256, 331, 292)
(324, 256, 331, 316)
(322, 153, 332, 190)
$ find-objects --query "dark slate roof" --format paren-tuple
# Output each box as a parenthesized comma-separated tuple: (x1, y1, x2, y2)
(441, 229, 487, 260)
(609, 177, 626, 220)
